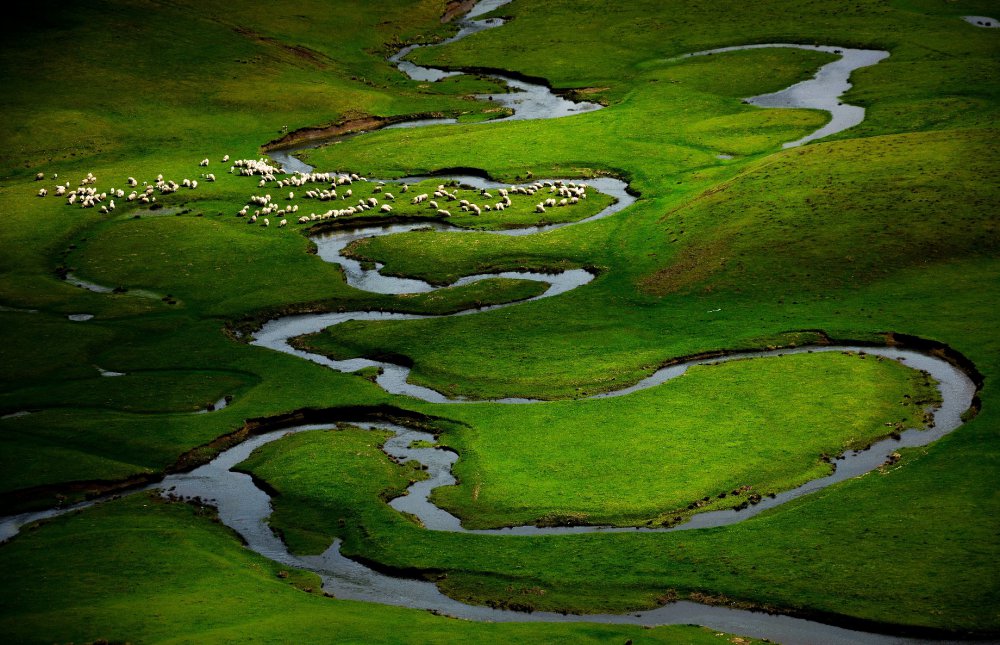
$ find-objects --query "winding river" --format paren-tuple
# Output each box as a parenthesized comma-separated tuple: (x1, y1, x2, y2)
(5, 2, 978, 643)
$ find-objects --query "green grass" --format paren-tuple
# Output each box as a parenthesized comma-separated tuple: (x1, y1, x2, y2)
(0, 494, 754, 645)
(0, 0, 997, 639)
(428, 352, 939, 528)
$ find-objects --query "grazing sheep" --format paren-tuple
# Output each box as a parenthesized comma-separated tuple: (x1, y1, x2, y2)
(535, 204, 546, 213)
(37, 188, 47, 197)
(262, 218, 269, 227)
(222, 154, 230, 162)
(384, 193, 394, 200)
(400, 184, 409, 193)
(279, 219, 287, 227)
(429, 200, 438, 209)
(437, 209, 451, 217)
(380, 204, 392, 213)
(35, 172, 44, 181)
(199, 158, 209, 167)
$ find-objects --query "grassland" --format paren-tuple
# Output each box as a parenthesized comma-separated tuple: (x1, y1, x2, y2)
(0, 0, 997, 640)
(0, 493, 758, 645)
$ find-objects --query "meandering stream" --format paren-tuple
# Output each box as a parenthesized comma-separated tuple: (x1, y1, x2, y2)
(6, 3, 973, 643)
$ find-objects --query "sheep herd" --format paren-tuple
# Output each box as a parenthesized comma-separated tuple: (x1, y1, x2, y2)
(33, 155, 594, 230)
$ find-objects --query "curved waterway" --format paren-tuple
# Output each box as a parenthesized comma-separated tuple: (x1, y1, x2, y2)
(7, 3, 972, 642)
(683, 44, 889, 148)
(0, 344, 976, 645)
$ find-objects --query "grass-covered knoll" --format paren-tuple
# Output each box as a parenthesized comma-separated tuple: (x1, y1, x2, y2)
(1, 0, 499, 177)
(0, 494, 754, 645)
(427, 352, 939, 528)
(296, 129, 999, 400)
(237, 426, 428, 553)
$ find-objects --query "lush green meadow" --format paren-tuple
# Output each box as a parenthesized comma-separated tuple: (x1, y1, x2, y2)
(0, 0, 997, 641)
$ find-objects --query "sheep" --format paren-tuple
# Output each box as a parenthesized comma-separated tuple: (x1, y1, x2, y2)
(199, 158, 209, 167)
(55, 185, 67, 196)
(222, 154, 230, 162)
(279, 219, 287, 227)
(384, 193, 394, 201)
(429, 200, 438, 209)
(191, 180, 198, 189)
(380, 204, 392, 213)
(205, 174, 216, 182)
(400, 184, 409, 193)
(535, 204, 546, 213)
(437, 209, 451, 217)
(249, 214, 258, 223)
(262, 218, 269, 227)
(35, 172, 44, 181)
(37, 188, 47, 197)
(373, 185, 383, 193)
(109, 200, 116, 211)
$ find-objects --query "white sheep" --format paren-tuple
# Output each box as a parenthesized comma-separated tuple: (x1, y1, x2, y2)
(262, 218, 269, 227)
(437, 209, 451, 217)
(380, 204, 392, 213)
(37, 188, 47, 197)
(222, 154, 230, 162)
(199, 158, 209, 167)
(279, 219, 287, 227)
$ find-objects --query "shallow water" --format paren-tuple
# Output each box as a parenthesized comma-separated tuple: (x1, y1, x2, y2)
(963, 15, 999, 28)
(684, 44, 889, 147)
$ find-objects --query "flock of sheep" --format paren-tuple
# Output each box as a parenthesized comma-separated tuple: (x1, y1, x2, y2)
(34, 155, 593, 229)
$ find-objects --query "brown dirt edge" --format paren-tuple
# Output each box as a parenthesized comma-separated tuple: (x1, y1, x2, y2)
(441, 0, 477, 23)
(262, 112, 456, 153)
(0, 405, 463, 516)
